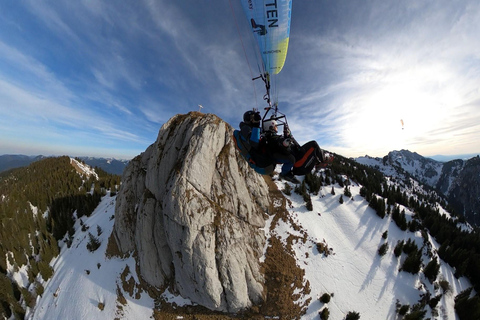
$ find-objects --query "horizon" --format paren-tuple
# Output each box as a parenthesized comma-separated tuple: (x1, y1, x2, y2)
(1, 149, 479, 163)
(1, 1, 479, 159)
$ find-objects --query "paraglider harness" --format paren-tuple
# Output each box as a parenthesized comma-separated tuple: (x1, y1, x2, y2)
(233, 109, 275, 175)
(262, 104, 326, 175)
(234, 104, 327, 176)
(233, 73, 330, 175)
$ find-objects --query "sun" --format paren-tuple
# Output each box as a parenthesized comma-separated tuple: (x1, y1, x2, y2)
(344, 70, 460, 156)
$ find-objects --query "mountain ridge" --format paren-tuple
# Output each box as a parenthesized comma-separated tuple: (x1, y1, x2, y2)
(0, 154, 128, 175)
(2, 114, 480, 319)
(356, 149, 480, 226)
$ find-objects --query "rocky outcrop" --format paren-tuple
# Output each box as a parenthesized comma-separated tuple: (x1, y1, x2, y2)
(112, 112, 271, 312)
(384, 150, 443, 186)
(444, 156, 480, 226)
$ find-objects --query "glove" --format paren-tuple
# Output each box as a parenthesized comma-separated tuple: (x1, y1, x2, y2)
(284, 126, 291, 138)
(282, 138, 291, 148)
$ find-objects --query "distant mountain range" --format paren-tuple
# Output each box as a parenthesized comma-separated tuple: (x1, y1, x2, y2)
(1, 115, 479, 319)
(2, 150, 478, 226)
(356, 149, 480, 226)
(428, 153, 480, 162)
(0, 155, 47, 173)
(77, 156, 129, 175)
(0, 154, 129, 175)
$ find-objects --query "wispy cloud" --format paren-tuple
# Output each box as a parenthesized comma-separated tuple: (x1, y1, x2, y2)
(0, 1, 478, 159)
(276, 0, 480, 157)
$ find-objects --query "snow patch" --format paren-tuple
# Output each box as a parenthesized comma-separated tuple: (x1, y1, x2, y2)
(70, 157, 99, 180)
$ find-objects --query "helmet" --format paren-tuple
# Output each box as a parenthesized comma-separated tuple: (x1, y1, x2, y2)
(243, 110, 255, 124)
(263, 119, 277, 132)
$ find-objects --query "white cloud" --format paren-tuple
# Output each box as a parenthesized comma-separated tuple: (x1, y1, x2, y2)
(277, 0, 480, 157)
(1, 1, 479, 158)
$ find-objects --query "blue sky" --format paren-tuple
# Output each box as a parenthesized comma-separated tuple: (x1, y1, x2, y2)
(1, 1, 479, 159)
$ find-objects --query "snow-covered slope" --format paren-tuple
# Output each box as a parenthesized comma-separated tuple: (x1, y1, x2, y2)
(270, 172, 470, 319)
(30, 194, 155, 320)
(70, 157, 99, 179)
(356, 150, 444, 187)
(356, 150, 480, 227)
(30, 169, 471, 319)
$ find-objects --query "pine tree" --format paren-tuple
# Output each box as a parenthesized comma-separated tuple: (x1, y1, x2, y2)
(86, 232, 101, 252)
(344, 186, 352, 198)
(401, 249, 422, 274)
(394, 240, 404, 258)
(378, 243, 389, 256)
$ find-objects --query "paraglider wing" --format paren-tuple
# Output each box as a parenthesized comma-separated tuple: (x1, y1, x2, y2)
(240, 0, 292, 75)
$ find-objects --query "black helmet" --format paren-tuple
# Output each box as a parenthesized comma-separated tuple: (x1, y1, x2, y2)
(243, 110, 255, 124)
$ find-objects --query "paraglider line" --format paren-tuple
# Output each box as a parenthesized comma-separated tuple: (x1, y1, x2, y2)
(229, 0, 258, 109)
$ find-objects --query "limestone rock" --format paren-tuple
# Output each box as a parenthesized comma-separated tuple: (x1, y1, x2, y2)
(112, 112, 270, 312)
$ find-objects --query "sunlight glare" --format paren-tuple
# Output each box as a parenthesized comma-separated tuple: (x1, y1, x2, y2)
(344, 64, 462, 156)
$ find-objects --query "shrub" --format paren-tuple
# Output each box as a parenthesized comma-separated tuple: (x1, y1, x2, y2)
(378, 243, 389, 256)
(317, 241, 332, 257)
(320, 293, 331, 304)
(439, 278, 451, 294)
(86, 232, 101, 252)
(283, 182, 292, 195)
(345, 311, 360, 320)
(306, 197, 313, 211)
(320, 307, 330, 320)
(96, 225, 103, 236)
(382, 231, 388, 239)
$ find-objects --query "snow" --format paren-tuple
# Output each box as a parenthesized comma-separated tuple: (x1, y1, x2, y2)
(161, 289, 194, 307)
(29, 194, 155, 320)
(356, 153, 444, 188)
(29, 170, 471, 319)
(70, 157, 99, 180)
(6, 253, 30, 289)
(29, 202, 38, 216)
(356, 156, 398, 177)
(270, 170, 470, 320)
(260, 214, 275, 263)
